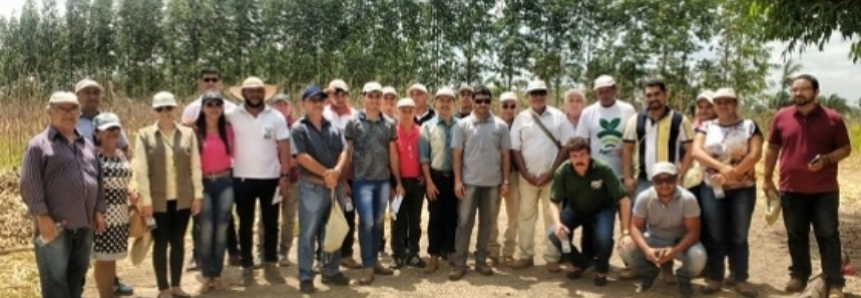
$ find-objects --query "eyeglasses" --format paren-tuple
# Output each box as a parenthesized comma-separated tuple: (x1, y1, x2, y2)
(155, 106, 175, 113)
(474, 98, 491, 105)
(204, 101, 223, 108)
(529, 91, 548, 97)
(202, 77, 220, 83)
(652, 175, 678, 185)
(502, 103, 517, 109)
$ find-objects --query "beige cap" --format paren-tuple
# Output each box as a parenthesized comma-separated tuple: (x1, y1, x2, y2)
(328, 79, 349, 92)
(458, 84, 473, 93)
(48, 91, 79, 105)
(382, 86, 398, 96)
(500, 91, 518, 102)
(651, 162, 678, 179)
(152, 91, 178, 108)
(696, 90, 714, 104)
(397, 98, 416, 108)
(362, 82, 383, 94)
(526, 80, 548, 93)
(435, 87, 456, 99)
(593, 75, 616, 90)
(712, 87, 738, 100)
(407, 83, 428, 94)
(75, 79, 104, 94)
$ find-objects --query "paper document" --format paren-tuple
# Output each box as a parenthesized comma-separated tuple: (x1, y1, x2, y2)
(272, 187, 283, 205)
(390, 194, 404, 221)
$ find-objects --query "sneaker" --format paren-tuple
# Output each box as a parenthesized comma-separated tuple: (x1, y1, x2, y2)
(278, 256, 291, 267)
(340, 257, 363, 269)
(197, 278, 213, 295)
(510, 258, 534, 269)
(299, 280, 316, 293)
(700, 279, 722, 295)
(502, 256, 516, 267)
(828, 286, 845, 298)
(171, 287, 192, 298)
(211, 277, 226, 291)
(321, 273, 352, 286)
(619, 268, 640, 280)
(113, 281, 134, 296)
(406, 255, 427, 268)
(487, 256, 499, 267)
(784, 278, 807, 292)
(637, 274, 659, 293)
(389, 257, 405, 269)
(679, 283, 694, 298)
(566, 267, 583, 280)
(263, 263, 285, 284)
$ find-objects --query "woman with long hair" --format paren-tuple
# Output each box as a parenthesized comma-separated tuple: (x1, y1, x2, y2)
(194, 91, 235, 293)
(134, 91, 203, 298)
(691, 88, 762, 298)
(91, 112, 136, 298)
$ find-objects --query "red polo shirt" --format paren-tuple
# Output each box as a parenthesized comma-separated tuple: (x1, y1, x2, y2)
(768, 104, 849, 193)
(396, 124, 421, 179)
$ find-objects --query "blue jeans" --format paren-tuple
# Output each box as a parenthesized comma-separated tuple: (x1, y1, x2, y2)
(353, 179, 391, 268)
(297, 180, 343, 281)
(781, 192, 844, 287)
(631, 237, 707, 286)
(34, 226, 94, 298)
(547, 205, 616, 273)
(700, 185, 755, 282)
(197, 176, 234, 278)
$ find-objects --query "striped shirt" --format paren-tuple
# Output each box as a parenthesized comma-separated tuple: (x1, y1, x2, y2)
(19, 126, 106, 229)
(622, 108, 693, 180)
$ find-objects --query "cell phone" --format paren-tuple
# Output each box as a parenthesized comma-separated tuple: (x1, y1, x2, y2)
(809, 155, 822, 165)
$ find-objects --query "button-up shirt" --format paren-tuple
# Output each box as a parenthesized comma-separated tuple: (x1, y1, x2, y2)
(452, 114, 511, 187)
(291, 117, 346, 178)
(344, 111, 397, 181)
(396, 124, 421, 178)
(420, 116, 458, 172)
(19, 126, 106, 229)
(510, 106, 575, 175)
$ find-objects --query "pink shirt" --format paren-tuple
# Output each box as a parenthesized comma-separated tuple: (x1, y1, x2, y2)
(396, 124, 421, 179)
(201, 126, 234, 174)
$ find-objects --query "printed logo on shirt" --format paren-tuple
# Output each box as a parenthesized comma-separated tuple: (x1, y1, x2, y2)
(590, 179, 603, 189)
(597, 117, 623, 156)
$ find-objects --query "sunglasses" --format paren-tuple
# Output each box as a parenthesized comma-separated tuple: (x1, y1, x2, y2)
(474, 98, 492, 105)
(155, 106, 175, 113)
(529, 91, 548, 97)
(502, 103, 517, 109)
(652, 175, 678, 185)
(202, 77, 220, 83)
(204, 101, 224, 107)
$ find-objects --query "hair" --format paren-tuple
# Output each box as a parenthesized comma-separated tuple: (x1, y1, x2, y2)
(195, 92, 231, 155)
(565, 137, 590, 154)
(643, 79, 667, 93)
(199, 67, 221, 79)
(564, 88, 586, 101)
(792, 74, 819, 91)
(472, 85, 492, 98)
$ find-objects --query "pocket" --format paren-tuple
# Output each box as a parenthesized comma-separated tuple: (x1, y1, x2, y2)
(262, 125, 274, 140)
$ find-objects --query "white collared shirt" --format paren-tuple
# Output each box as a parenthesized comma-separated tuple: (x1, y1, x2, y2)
(181, 96, 239, 124)
(510, 106, 574, 175)
(323, 105, 357, 133)
(226, 105, 290, 179)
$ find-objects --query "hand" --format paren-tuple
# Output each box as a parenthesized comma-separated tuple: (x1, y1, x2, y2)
(279, 177, 290, 193)
(520, 171, 539, 186)
(36, 216, 59, 243)
(808, 155, 825, 172)
(426, 182, 439, 201)
(644, 247, 662, 264)
(718, 165, 737, 180)
(323, 169, 340, 188)
(537, 172, 553, 186)
(94, 213, 106, 234)
(624, 177, 636, 195)
(454, 181, 465, 200)
(554, 223, 570, 242)
(141, 205, 154, 218)
(710, 174, 726, 187)
(128, 190, 139, 206)
(500, 184, 509, 196)
(395, 184, 405, 197)
(655, 248, 677, 265)
(191, 199, 202, 216)
(763, 178, 777, 195)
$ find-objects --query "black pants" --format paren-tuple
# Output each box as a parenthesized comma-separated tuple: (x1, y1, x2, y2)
(152, 201, 191, 291)
(391, 178, 424, 258)
(427, 171, 457, 256)
(234, 178, 280, 268)
(781, 192, 845, 287)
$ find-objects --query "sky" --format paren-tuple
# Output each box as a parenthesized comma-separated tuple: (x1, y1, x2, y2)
(2, 0, 860, 102)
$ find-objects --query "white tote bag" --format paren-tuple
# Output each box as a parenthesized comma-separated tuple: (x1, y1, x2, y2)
(322, 189, 349, 253)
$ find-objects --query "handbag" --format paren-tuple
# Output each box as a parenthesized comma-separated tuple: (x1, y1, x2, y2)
(128, 206, 146, 239)
(530, 112, 561, 149)
(322, 189, 349, 253)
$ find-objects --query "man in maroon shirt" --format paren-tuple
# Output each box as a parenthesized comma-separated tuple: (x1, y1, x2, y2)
(763, 74, 851, 298)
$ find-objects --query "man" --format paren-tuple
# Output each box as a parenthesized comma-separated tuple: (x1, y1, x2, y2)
(563, 88, 586, 129)
(389, 97, 427, 269)
(419, 87, 460, 274)
(292, 85, 352, 293)
(344, 82, 398, 284)
(487, 91, 520, 266)
(73, 78, 135, 296)
(20, 91, 106, 298)
(382, 86, 398, 119)
(456, 84, 474, 118)
(510, 80, 574, 271)
(450, 85, 511, 280)
(618, 162, 706, 298)
(575, 75, 637, 275)
(764, 74, 850, 298)
(322, 79, 363, 269)
(181, 67, 241, 269)
(408, 83, 436, 125)
(226, 76, 292, 285)
(621, 79, 694, 283)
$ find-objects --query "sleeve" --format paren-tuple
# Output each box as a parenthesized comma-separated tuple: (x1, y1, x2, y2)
(291, 126, 308, 154)
(694, 121, 707, 134)
(499, 122, 512, 150)
(679, 115, 694, 143)
(682, 193, 701, 218)
(559, 113, 576, 142)
(549, 166, 566, 203)
(573, 108, 589, 139)
(510, 115, 524, 150)
(389, 121, 398, 142)
(344, 119, 356, 140)
(632, 191, 649, 218)
(450, 123, 464, 149)
(604, 166, 626, 202)
(188, 131, 204, 199)
(181, 100, 201, 124)
(767, 113, 782, 146)
(832, 113, 851, 149)
(95, 154, 106, 213)
(622, 114, 638, 142)
(274, 113, 290, 141)
(419, 124, 431, 164)
(749, 120, 763, 137)
(19, 140, 48, 216)
(133, 132, 152, 207)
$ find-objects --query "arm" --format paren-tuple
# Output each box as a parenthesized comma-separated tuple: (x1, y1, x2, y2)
(670, 217, 702, 256)
(825, 116, 852, 164)
(733, 135, 763, 174)
(95, 153, 106, 213)
(451, 123, 465, 184)
(677, 117, 695, 178)
(278, 139, 292, 174)
(691, 132, 728, 170)
(763, 118, 781, 181)
(501, 125, 511, 183)
(296, 154, 330, 177)
(119, 131, 132, 158)
(419, 125, 434, 183)
(605, 168, 631, 233)
(629, 215, 651, 252)
(189, 132, 203, 200)
(621, 116, 637, 181)
(133, 133, 152, 207)
(510, 116, 530, 179)
(453, 148, 464, 184)
(502, 150, 511, 184)
(389, 141, 402, 187)
(19, 142, 48, 216)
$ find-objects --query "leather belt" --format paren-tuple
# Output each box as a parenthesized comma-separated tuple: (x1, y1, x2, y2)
(430, 170, 453, 177)
(203, 170, 231, 181)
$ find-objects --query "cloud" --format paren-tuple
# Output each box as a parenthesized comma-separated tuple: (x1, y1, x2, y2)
(767, 32, 861, 102)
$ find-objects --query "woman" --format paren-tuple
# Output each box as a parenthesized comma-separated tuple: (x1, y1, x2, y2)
(91, 112, 135, 298)
(194, 91, 234, 293)
(691, 88, 762, 298)
(134, 91, 203, 298)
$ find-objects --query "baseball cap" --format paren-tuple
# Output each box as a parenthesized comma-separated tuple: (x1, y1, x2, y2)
(397, 98, 416, 108)
(712, 87, 738, 101)
(650, 162, 678, 180)
(696, 90, 714, 104)
(435, 87, 456, 99)
(593, 75, 616, 90)
(48, 91, 79, 105)
(301, 85, 328, 100)
(458, 84, 473, 93)
(525, 80, 548, 93)
(382, 86, 397, 96)
(407, 83, 428, 94)
(93, 112, 122, 131)
(362, 82, 383, 94)
(270, 93, 291, 104)
(500, 92, 517, 102)
(328, 79, 349, 92)
(152, 91, 178, 108)
(75, 79, 104, 94)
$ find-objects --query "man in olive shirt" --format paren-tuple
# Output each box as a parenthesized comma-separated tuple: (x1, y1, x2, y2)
(547, 137, 631, 286)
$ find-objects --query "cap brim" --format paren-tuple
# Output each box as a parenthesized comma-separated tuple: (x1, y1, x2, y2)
(303, 91, 328, 100)
(526, 88, 547, 93)
(152, 103, 177, 108)
(650, 171, 678, 179)
(97, 123, 122, 131)
(500, 97, 517, 102)
(593, 83, 614, 90)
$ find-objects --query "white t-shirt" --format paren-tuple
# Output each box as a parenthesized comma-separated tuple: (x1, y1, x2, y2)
(697, 119, 761, 189)
(323, 105, 357, 133)
(226, 105, 290, 179)
(510, 106, 575, 175)
(575, 100, 636, 177)
(181, 97, 239, 124)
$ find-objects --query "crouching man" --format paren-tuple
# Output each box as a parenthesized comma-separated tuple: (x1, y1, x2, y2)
(547, 137, 631, 286)
(618, 162, 706, 298)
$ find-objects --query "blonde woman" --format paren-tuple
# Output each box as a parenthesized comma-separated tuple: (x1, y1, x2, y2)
(134, 92, 203, 298)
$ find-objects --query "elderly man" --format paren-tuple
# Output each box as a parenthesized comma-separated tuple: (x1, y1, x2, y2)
(456, 84, 474, 118)
(510, 80, 575, 271)
(293, 85, 353, 293)
(20, 91, 106, 298)
(618, 162, 706, 298)
(449, 85, 511, 280)
(226, 77, 292, 285)
(563, 89, 586, 130)
(487, 91, 520, 266)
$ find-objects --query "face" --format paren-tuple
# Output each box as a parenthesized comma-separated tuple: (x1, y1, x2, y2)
(473, 93, 492, 115)
(459, 90, 474, 110)
(527, 90, 548, 110)
(271, 101, 292, 119)
(398, 106, 415, 124)
(331, 89, 349, 108)
(695, 100, 716, 121)
(498, 100, 518, 121)
(651, 174, 678, 197)
(791, 79, 817, 106)
(564, 93, 586, 116)
(242, 88, 265, 107)
(154, 105, 176, 122)
(643, 86, 666, 111)
(198, 74, 222, 92)
(302, 95, 327, 116)
(48, 103, 80, 130)
(203, 99, 225, 119)
(95, 126, 121, 146)
(410, 90, 428, 109)
(568, 149, 590, 171)
(77, 87, 101, 113)
(595, 86, 616, 103)
(434, 96, 455, 116)
(382, 94, 397, 113)
(712, 97, 737, 119)
(363, 91, 383, 111)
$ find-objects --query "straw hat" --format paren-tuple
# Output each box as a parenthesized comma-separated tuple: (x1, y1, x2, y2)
(229, 76, 278, 101)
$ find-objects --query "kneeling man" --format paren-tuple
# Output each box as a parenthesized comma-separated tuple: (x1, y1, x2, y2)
(548, 137, 631, 286)
(618, 162, 705, 298)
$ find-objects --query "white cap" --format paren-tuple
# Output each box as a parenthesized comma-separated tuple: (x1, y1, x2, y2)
(328, 79, 349, 92)
(152, 91, 178, 108)
(48, 91, 79, 105)
(397, 98, 416, 108)
(93, 112, 122, 130)
(593, 75, 616, 90)
(500, 91, 517, 102)
(362, 82, 383, 94)
(458, 84, 474, 93)
(650, 162, 678, 180)
(407, 83, 428, 94)
(526, 80, 548, 93)
(382, 86, 397, 96)
(712, 87, 738, 100)
(435, 87, 456, 99)
(75, 79, 104, 94)
(696, 90, 714, 104)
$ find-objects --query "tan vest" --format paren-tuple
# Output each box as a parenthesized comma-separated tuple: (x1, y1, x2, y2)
(138, 124, 195, 212)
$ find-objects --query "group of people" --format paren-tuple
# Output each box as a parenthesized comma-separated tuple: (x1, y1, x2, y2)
(19, 68, 850, 298)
